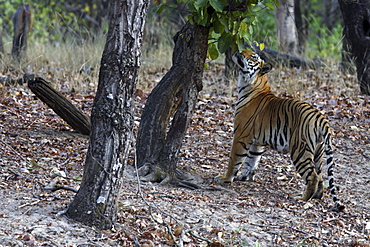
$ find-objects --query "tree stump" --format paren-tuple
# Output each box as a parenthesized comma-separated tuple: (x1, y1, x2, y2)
(27, 77, 91, 135)
(136, 22, 209, 184)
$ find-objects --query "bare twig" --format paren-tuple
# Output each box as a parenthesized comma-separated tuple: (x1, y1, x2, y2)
(43, 176, 78, 193)
(18, 199, 41, 209)
(44, 185, 78, 193)
(45, 177, 61, 188)
(62, 2, 100, 27)
(185, 219, 212, 245)
(8, 168, 22, 177)
(78, 232, 104, 247)
(59, 157, 71, 166)
(0, 138, 32, 166)
(121, 228, 141, 247)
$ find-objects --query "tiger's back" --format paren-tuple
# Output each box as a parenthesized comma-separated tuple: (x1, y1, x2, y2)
(217, 49, 344, 211)
(245, 97, 329, 152)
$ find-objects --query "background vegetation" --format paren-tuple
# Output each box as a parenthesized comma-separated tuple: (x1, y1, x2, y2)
(0, 0, 345, 93)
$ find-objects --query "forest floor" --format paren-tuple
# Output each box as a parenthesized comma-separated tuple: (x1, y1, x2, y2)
(0, 65, 369, 246)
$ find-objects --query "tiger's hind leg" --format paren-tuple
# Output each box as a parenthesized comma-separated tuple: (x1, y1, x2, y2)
(312, 176, 324, 199)
(292, 148, 320, 201)
(312, 144, 324, 199)
(235, 144, 264, 181)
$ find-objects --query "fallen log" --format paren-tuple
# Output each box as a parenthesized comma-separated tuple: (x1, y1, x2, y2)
(251, 44, 324, 69)
(225, 45, 324, 80)
(27, 76, 91, 135)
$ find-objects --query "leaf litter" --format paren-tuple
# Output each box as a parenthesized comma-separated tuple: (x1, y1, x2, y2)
(0, 65, 369, 246)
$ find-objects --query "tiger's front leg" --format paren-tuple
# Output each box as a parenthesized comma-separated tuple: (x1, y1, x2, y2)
(215, 138, 251, 184)
(235, 145, 264, 181)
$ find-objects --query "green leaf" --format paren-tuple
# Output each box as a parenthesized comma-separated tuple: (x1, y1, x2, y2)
(168, 3, 178, 8)
(237, 37, 245, 52)
(259, 43, 265, 50)
(153, 4, 165, 14)
(209, 0, 226, 12)
(248, 24, 254, 35)
(208, 43, 219, 60)
(188, 15, 194, 25)
(232, 21, 241, 35)
(195, 7, 210, 26)
(213, 19, 224, 33)
(194, 0, 209, 10)
(218, 15, 228, 28)
(187, 2, 196, 11)
(209, 30, 221, 39)
(218, 32, 233, 54)
(265, 3, 275, 10)
(238, 22, 248, 39)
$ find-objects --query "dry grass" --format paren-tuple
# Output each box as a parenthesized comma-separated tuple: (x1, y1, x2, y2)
(0, 32, 176, 93)
(0, 34, 103, 91)
(0, 31, 360, 99)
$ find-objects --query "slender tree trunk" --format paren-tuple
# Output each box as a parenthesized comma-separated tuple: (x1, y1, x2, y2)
(323, 0, 340, 31)
(0, 31, 4, 55)
(66, 0, 149, 229)
(339, 0, 370, 95)
(275, 0, 299, 55)
(294, 0, 307, 55)
(136, 22, 209, 184)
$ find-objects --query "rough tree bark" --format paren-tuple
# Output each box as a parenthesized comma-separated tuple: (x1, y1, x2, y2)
(338, 0, 370, 95)
(275, 0, 299, 55)
(136, 22, 209, 185)
(66, 0, 149, 229)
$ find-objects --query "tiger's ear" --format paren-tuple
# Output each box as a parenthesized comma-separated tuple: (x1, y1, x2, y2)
(261, 63, 272, 75)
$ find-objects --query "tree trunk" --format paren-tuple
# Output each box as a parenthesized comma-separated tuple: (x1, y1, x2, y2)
(12, 4, 32, 61)
(275, 0, 299, 55)
(323, 0, 340, 31)
(136, 22, 209, 184)
(294, 0, 307, 55)
(28, 77, 91, 135)
(66, 0, 149, 229)
(0, 31, 4, 55)
(339, 0, 370, 95)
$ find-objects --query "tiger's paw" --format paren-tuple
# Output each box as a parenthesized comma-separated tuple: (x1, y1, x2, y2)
(295, 196, 309, 202)
(235, 171, 255, 181)
(214, 175, 233, 184)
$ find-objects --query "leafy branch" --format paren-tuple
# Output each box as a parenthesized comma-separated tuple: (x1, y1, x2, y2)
(153, 0, 277, 59)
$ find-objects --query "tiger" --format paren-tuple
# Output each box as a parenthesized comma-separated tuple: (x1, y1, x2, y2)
(216, 49, 345, 211)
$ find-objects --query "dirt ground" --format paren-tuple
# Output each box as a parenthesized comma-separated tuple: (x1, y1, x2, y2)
(0, 67, 370, 246)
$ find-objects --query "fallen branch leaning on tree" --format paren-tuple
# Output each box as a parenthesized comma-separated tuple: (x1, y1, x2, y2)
(26, 75, 91, 135)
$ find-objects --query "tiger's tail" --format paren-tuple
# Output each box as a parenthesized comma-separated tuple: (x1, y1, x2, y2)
(325, 136, 345, 211)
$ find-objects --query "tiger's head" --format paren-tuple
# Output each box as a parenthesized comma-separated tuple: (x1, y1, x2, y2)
(232, 49, 272, 83)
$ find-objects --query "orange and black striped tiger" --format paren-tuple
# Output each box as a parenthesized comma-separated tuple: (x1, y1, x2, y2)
(216, 49, 344, 211)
